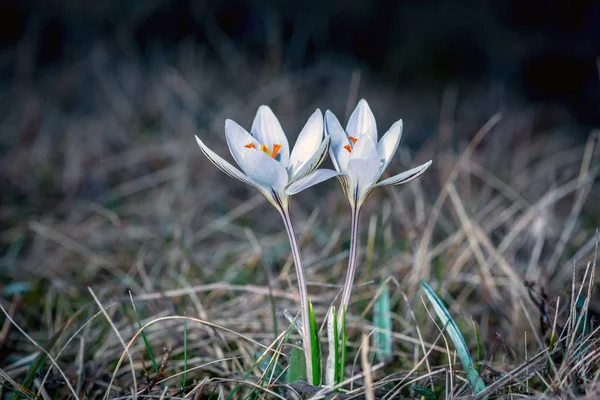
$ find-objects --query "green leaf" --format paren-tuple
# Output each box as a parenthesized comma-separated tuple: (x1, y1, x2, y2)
(286, 345, 307, 383)
(338, 308, 347, 385)
(575, 294, 591, 337)
(420, 281, 486, 395)
(409, 385, 437, 400)
(308, 300, 321, 386)
(373, 281, 393, 363)
(255, 351, 285, 381)
(572, 294, 592, 359)
(2, 281, 33, 296)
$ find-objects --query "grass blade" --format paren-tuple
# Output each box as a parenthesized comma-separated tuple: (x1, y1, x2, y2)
(228, 318, 296, 399)
(373, 281, 393, 363)
(471, 316, 482, 373)
(130, 294, 164, 391)
(180, 317, 187, 395)
(420, 281, 486, 395)
(15, 307, 86, 399)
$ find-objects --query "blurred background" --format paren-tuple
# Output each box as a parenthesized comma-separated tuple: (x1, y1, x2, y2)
(1, 0, 599, 277)
(1, 0, 599, 276)
(1, 0, 598, 119)
(2, 0, 599, 228)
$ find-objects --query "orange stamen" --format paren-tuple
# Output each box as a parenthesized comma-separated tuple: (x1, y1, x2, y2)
(344, 144, 352, 153)
(249, 142, 283, 159)
(347, 136, 358, 144)
(271, 144, 281, 159)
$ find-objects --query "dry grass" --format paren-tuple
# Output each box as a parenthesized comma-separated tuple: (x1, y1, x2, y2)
(1, 39, 599, 399)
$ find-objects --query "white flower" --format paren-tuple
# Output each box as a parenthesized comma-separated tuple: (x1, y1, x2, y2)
(326, 99, 432, 208)
(195, 106, 338, 210)
(196, 105, 338, 383)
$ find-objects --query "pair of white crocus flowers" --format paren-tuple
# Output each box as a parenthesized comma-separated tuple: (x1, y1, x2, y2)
(195, 99, 431, 213)
(195, 99, 431, 384)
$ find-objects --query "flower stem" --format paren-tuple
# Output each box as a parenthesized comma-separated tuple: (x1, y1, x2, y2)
(278, 204, 314, 384)
(339, 205, 361, 327)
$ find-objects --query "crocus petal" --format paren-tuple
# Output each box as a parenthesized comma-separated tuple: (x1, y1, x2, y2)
(374, 160, 433, 187)
(336, 174, 352, 204)
(195, 135, 268, 196)
(240, 148, 289, 191)
(288, 109, 324, 177)
(290, 135, 330, 181)
(225, 119, 260, 169)
(250, 105, 290, 165)
(376, 120, 403, 173)
(325, 110, 350, 172)
(285, 169, 341, 195)
(347, 132, 381, 189)
(346, 99, 378, 143)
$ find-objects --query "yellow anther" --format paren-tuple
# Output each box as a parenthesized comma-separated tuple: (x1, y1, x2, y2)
(260, 144, 271, 156)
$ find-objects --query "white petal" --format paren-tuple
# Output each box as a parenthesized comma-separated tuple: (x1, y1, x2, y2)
(374, 160, 432, 187)
(289, 109, 323, 177)
(325, 110, 350, 172)
(290, 135, 330, 181)
(345, 135, 381, 204)
(250, 105, 290, 165)
(225, 118, 289, 191)
(376, 120, 403, 173)
(346, 99, 377, 142)
(225, 119, 260, 169)
(285, 169, 341, 195)
(195, 135, 269, 196)
(347, 133, 381, 186)
(241, 148, 289, 191)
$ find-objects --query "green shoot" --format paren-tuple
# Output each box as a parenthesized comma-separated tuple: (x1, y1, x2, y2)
(373, 281, 393, 363)
(308, 299, 321, 386)
(420, 281, 486, 395)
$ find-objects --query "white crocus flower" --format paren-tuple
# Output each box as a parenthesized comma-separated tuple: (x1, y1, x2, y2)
(195, 105, 336, 385)
(326, 99, 432, 209)
(196, 106, 337, 211)
(325, 99, 432, 326)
